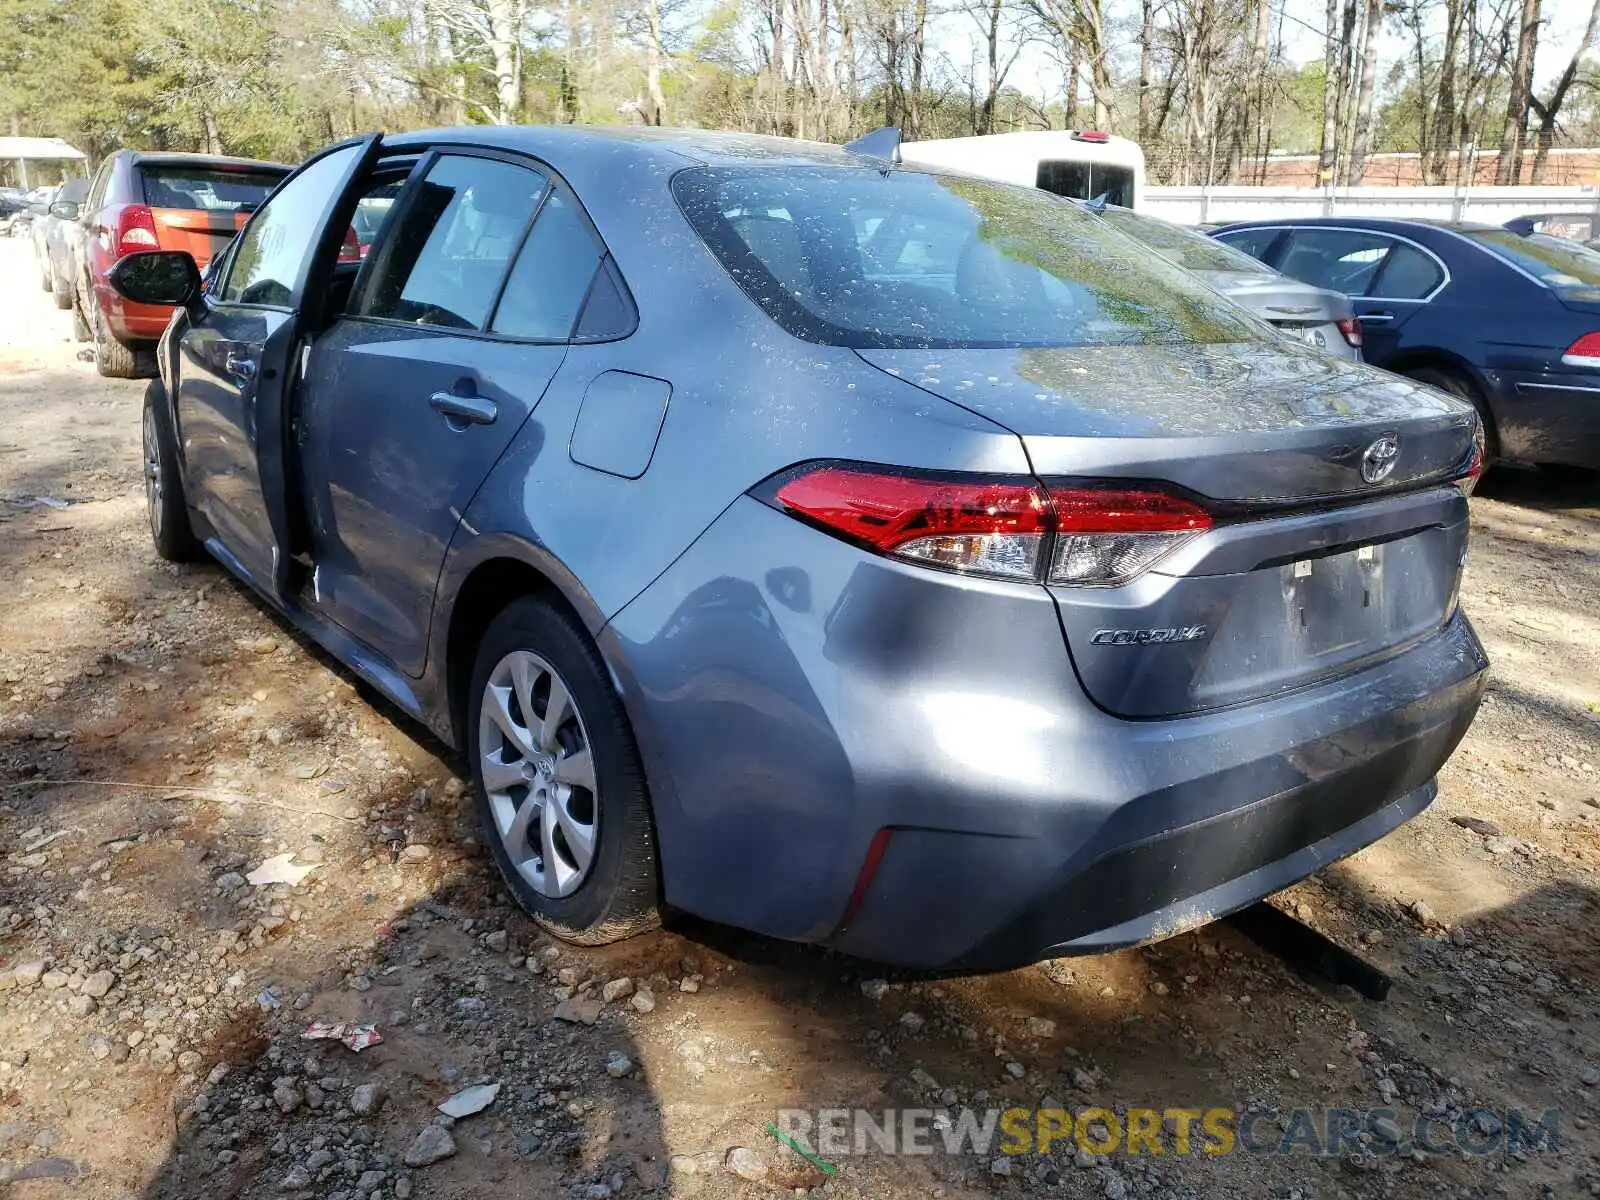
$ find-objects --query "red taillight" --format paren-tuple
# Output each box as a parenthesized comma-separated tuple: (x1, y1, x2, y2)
(838, 828, 893, 931)
(768, 464, 1209, 586)
(1454, 420, 1486, 497)
(1072, 130, 1112, 144)
(112, 204, 159, 255)
(775, 466, 1050, 579)
(1048, 487, 1210, 585)
(1336, 316, 1363, 348)
(1561, 331, 1600, 368)
(337, 226, 361, 263)
(1049, 488, 1211, 534)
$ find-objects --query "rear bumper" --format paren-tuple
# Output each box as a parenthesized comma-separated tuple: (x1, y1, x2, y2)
(94, 280, 172, 344)
(840, 614, 1484, 970)
(1485, 368, 1600, 469)
(606, 496, 1489, 972)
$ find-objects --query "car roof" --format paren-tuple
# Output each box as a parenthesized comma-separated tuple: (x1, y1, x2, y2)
(1215, 215, 1499, 235)
(126, 151, 290, 174)
(380, 125, 896, 173)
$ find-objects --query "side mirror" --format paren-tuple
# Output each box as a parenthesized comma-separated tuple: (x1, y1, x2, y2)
(49, 201, 80, 221)
(108, 251, 202, 306)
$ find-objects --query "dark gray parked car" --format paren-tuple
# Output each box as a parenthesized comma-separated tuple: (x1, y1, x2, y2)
(111, 127, 1488, 969)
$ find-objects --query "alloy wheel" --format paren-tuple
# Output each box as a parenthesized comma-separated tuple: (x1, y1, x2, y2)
(142, 406, 163, 540)
(478, 649, 598, 898)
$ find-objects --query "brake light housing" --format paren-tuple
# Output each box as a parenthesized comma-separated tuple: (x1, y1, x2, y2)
(1072, 130, 1112, 144)
(765, 463, 1211, 587)
(1336, 316, 1363, 348)
(1454, 418, 1486, 497)
(1561, 331, 1600, 368)
(111, 204, 159, 256)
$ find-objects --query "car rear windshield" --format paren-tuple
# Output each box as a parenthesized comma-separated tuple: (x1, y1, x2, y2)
(140, 167, 283, 213)
(672, 166, 1264, 349)
(1096, 206, 1273, 275)
(1466, 228, 1600, 289)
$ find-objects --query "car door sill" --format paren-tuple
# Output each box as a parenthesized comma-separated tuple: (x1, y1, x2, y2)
(203, 537, 429, 728)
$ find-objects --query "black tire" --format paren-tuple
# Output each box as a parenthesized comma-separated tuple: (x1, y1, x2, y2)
(1405, 365, 1499, 464)
(142, 381, 202, 562)
(91, 301, 155, 379)
(39, 260, 52, 292)
(467, 596, 660, 945)
(71, 302, 90, 343)
(51, 267, 73, 310)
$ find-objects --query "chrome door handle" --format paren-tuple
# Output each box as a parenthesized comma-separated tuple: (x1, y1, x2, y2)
(429, 391, 498, 426)
(224, 352, 256, 379)
(1359, 312, 1395, 324)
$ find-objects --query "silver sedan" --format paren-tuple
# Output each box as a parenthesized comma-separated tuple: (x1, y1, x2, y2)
(1098, 205, 1364, 360)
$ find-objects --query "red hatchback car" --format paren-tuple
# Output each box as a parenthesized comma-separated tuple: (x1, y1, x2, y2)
(75, 151, 289, 377)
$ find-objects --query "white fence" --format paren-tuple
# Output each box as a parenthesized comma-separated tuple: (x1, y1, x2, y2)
(1142, 185, 1600, 226)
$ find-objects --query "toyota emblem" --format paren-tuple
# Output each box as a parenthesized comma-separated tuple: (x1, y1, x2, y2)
(1360, 434, 1401, 484)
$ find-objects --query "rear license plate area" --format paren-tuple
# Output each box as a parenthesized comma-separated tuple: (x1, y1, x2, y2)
(1194, 533, 1454, 699)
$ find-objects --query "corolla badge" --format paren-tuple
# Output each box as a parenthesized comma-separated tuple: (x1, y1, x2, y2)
(1360, 433, 1401, 484)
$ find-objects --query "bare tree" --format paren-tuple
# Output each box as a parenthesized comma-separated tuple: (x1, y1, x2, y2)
(1318, 0, 1342, 184)
(1529, 0, 1600, 180)
(1346, 0, 1382, 183)
(1138, 0, 1154, 141)
(965, 0, 1027, 134)
(1025, 0, 1112, 125)
(1426, 0, 1466, 182)
(1495, 0, 1541, 182)
(640, 0, 666, 124)
(423, 0, 526, 123)
(909, 0, 928, 135)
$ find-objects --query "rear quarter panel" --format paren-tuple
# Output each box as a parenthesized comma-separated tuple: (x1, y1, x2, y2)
(1398, 232, 1600, 462)
(437, 142, 1034, 642)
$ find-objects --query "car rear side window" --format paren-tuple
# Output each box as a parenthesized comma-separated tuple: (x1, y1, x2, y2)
(140, 168, 281, 213)
(85, 158, 114, 213)
(673, 165, 1262, 349)
(490, 190, 602, 340)
(1274, 229, 1395, 295)
(358, 155, 548, 330)
(1370, 243, 1444, 299)
(222, 144, 364, 309)
(1215, 226, 1283, 263)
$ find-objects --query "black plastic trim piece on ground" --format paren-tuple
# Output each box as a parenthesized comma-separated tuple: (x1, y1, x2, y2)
(1225, 902, 1393, 1001)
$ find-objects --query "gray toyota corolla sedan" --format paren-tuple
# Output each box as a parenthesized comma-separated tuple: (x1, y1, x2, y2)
(111, 126, 1488, 970)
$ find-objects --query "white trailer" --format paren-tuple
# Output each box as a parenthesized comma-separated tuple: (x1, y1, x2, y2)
(898, 130, 1146, 211)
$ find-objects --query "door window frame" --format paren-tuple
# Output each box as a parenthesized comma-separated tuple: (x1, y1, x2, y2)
(214, 137, 379, 314)
(341, 144, 638, 347)
(1219, 223, 1452, 304)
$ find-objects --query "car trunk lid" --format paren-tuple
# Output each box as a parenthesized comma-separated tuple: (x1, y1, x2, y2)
(151, 208, 250, 267)
(856, 341, 1477, 717)
(856, 342, 1473, 502)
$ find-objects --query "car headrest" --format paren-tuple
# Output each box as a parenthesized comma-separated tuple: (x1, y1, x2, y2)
(469, 181, 543, 220)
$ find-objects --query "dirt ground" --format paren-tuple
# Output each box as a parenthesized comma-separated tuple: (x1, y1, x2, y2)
(1, 233, 1597, 1200)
